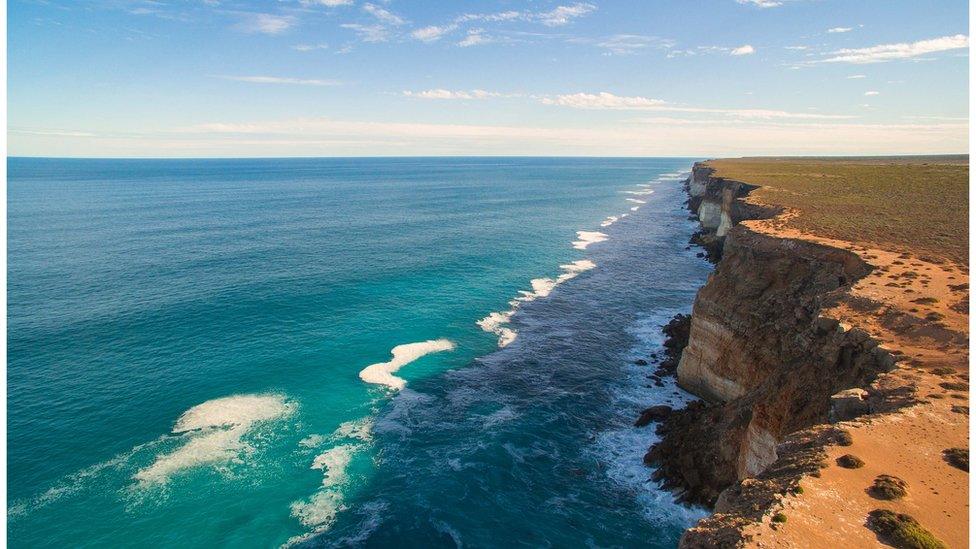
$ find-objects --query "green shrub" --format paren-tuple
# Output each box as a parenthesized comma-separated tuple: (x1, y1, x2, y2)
(868, 509, 946, 549)
(837, 454, 865, 469)
(870, 475, 908, 500)
(943, 448, 968, 472)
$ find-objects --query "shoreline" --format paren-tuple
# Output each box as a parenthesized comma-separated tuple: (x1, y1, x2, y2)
(649, 159, 968, 547)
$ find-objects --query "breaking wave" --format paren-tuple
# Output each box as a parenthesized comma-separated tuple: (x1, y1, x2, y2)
(477, 259, 596, 348)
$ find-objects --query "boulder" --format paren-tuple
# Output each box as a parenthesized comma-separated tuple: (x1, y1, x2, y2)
(635, 405, 673, 427)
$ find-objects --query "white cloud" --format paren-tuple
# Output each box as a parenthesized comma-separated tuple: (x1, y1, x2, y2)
(847, 74, 867, 79)
(299, 0, 353, 6)
(819, 34, 969, 64)
(542, 92, 853, 119)
(363, 3, 405, 26)
(341, 23, 389, 42)
(785, 45, 809, 50)
(212, 75, 341, 86)
(537, 3, 596, 26)
(736, 0, 783, 7)
(403, 89, 511, 100)
(730, 44, 755, 56)
(864, 90, 880, 96)
(827, 27, 853, 33)
(235, 13, 296, 35)
(292, 43, 329, 51)
(458, 29, 491, 47)
(411, 24, 458, 42)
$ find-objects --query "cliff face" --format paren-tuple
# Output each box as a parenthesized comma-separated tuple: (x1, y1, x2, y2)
(647, 162, 898, 506)
(686, 165, 772, 261)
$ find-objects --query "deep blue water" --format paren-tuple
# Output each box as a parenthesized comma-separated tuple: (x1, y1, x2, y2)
(7, 157, 710, 548)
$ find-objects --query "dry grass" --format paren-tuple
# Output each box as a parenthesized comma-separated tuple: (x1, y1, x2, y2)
(706, 156, 969, 264)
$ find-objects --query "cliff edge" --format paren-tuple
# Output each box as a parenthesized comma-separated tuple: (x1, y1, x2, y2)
(649, 158, 969, 548)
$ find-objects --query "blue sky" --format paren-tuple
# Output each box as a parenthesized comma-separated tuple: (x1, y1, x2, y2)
(8, 0, 970, 157)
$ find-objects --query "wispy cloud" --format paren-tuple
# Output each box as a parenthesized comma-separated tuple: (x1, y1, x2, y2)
(411, 24, 458, 42)
(363, 3, 406, 26)
(847, 74, 867, 79)
(818, 34, 968, 63)
(736, 0, 783, 7)
(213, 75, 341, 86)
(235, 13, 296, 35)
(341, 23, 389, 42)
(456, 11, 522, 23)
(409, 4, 596, 44)
(292, 43, 329, 51)
(542, 91, 853, 119)
(542, 92, 667, 109)
(299, 0, 353, 6)
(161, 116, 966, 158)
(10, 128, 97, 137)
(595, 34, 675, 55)
(458, 29, 492, 47)
(537, 3, 596, 26)
(403, 89, 515, 100)
(730, 44, 755, 55)
(827, 27, 853, 33)
(864, 90, 880, 96)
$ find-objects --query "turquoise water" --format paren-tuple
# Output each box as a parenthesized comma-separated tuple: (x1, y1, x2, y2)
(8, 157, 711, 548)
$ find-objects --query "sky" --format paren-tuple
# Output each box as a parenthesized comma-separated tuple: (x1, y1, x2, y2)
(7, 0, 971, 157)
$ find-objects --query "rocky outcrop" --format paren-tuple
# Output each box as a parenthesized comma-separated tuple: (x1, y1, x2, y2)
(647, 162, 900, 509)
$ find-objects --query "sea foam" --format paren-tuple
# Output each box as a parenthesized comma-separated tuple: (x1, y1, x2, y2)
(626, 199, 646, 204)
(590, 310, 708, 528)
(571, 231, 608, 250)
(134, 394, 294, 485)
(288, 419, 374, 544)
(358, 339, 456, 390)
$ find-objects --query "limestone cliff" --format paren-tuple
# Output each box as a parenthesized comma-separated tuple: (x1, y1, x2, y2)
(647, 162, 899, 507)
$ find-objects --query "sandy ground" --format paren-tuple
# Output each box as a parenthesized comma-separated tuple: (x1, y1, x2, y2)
(736, 210, 969, 548)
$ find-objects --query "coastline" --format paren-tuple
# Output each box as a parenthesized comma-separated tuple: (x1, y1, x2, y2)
(651, 159, 969, 547)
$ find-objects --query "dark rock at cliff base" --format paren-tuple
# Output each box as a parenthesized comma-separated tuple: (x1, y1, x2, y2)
(657, 314, 691, 376)
(635, 405, 673, 427)
(690, 231, 724, 263)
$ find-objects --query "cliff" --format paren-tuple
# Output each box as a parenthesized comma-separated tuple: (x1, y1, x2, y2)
(648, 159, 969, 548)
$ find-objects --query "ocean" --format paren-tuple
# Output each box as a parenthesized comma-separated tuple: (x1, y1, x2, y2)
(7, 157, 712, 548)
